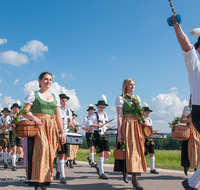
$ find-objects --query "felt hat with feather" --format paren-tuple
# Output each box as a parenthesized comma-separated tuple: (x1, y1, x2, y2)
(87, 103, 96, 111)
(142, 102, 153, 112)
(1, 108, 10, 113)
(95, 94, 109, 106)
(194, 36, 200, 50)
(72, 112, 78, 117)
(59, 87, 70, 100)
(11, 99, 21, 109)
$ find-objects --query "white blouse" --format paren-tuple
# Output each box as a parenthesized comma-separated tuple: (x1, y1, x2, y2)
(115, 95, 141, 108)
(182, 106, 191, 116)
(24, 90, 60, 106)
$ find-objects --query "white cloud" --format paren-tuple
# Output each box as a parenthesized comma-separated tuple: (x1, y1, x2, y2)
(23, 81, 81, 111)
(20, 40, 48, 59)
(110, 106, 116, 112)
(14, 79, 19, 85)
(5, 70, 11, 74)
(0, 50, 29, 66)
(61, 73, 67, 78)
(0, 79, 2, 83)
(150, 89, 188, 132)
(1, 96, 16, 107)
(69, 74, 75, 79)
(0, 38, 7, 45)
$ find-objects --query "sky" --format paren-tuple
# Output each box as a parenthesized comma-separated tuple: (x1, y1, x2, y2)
(0, 0, 199, 134)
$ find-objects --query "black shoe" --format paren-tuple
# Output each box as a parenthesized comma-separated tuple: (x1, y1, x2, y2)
(12, 166, 17, 171)
(56, 170, 60, 180)
(4, 163, 8, 168)
(34, 187, 41, 190)
(132, 179, 143, 190)
(150, 169, 159, 174)
(182, 179, 198, 190)
(60, 177, 67, 184)
(73, 159, 77, 165)
(90, 162, 95, 167)
(69, 161, 73, 168)
(184, 166, 189, 176)
(94, 164, 99, 175)
(87, 157, 91, 165)
(99, 174, 108, 180)
(122, 172, 128, 183)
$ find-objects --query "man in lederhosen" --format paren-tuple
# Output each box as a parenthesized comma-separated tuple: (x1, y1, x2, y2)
(171, 14, 200, 190)
(6, 103, 23, 171)
(143, 102, 159, 174)
(0, 108, 11, 169)
(87, 95, 112, 179)
(82, 104, 96, 167)
(56, 92, 72, 184)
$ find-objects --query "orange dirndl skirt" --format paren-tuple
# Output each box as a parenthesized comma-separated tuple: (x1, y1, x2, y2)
(121, 114, 147, 173)
(188, 123, 200, 169)
(30, 113, 60, 184)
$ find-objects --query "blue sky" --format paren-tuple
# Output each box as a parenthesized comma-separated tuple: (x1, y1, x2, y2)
(0, 0, 199, 133)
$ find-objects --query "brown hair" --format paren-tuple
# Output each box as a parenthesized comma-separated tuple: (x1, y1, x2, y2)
(122, 78, 135, 98)
(38, 72, 53, 88)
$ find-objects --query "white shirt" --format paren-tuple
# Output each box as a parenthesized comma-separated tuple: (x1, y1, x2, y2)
(24, 90, 60, 106)
(145, 118, 152, 127)
(5, 115, 12, 131)
(0, 118, 3, 134)
(82, 116, 93, 133)
(87, 111, 108, 135)
(183, 47, 200, 105)
(60, 106, 72, 133)
(115, 95, 141, 108)
(182, 106, 191, 117)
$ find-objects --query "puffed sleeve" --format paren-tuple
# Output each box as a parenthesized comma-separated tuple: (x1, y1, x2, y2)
(54, 94, 60, 106)
(115, 96, 124, 108)
(135, 95, 141, 106)
(182, 106, 191, 116)
(24, 91, 35, 105)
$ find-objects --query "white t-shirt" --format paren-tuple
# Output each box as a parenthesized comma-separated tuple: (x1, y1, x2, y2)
(87, 111, 108, 135)
(145, 118, 152, 127)
(24, 90, 60, 106)
(182, 106, 191, 117)
(82, 116, 93, 133)
(60, 106, 72, 133)
(115, 95, 141, 108)
(183, 47, 200, 105)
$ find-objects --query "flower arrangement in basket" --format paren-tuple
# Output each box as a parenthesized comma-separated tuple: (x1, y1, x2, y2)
(9, 103, 38, 137)
(113, 142, 126, 160)
(168, 117, 181, 132)
(124, 94, 146, 123)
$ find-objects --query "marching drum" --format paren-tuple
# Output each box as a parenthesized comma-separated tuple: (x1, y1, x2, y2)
(105, 128, 117, 136)
(151, 133, 167, 139)
(65, 132, 83, 145)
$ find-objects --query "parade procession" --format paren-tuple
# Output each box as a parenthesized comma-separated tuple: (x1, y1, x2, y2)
(1, 0, 200, 190)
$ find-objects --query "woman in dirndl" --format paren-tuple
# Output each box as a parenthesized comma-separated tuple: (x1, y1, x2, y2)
(23, 72, 65, 190)
(180, 95, 200, 175)
(114, 78, 147, 190)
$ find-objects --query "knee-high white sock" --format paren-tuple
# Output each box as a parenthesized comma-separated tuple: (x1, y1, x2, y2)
(57, 159, 60, 172)
(98, 157, 104, 175)
(188, 163, 200, 188)
(16, 153, 21, 162)
(3, 152, 8, 164)
(11, 155, 16, 167)
(64, 158, 68, 164)
(149, 157, 155, 170)
(60, 160, 65, 178)
(90, 153, 95, 163)
(104, 158, 108, 163)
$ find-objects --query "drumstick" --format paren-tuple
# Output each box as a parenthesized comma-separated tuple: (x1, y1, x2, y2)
(168, 0, 184, 38)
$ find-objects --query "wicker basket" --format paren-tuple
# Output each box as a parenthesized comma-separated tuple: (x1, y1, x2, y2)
(171, 125, 190, 140)
(12, 120, 38, 137)
(113, 142, 126, 160)
(143, 126, 153, 138)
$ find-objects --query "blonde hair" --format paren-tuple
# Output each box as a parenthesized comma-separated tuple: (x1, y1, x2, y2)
(122, 78, 135, 98)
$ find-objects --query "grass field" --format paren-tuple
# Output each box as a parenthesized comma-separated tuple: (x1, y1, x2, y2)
(76, 149, 185, 171)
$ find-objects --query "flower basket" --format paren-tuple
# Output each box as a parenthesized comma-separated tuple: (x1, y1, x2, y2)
(113, 142, 126, 160)
(143, 125, 153, 138)
(171, 125, 190, 140)
(12, 120, 38, 137)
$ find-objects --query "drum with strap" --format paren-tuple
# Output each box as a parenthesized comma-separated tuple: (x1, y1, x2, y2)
(65, 132, 83, 145)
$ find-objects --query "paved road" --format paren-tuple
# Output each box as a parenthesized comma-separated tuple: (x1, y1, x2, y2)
(0, 156, 194, 190)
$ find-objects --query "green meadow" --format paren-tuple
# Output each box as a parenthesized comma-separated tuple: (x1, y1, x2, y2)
(76, 149, 185, 171)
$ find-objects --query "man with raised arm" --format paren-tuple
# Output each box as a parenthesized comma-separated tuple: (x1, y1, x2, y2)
(171, 14, 200, 190)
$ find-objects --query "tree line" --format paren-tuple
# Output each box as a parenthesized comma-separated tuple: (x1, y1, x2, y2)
(80, 136, 182, 150)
